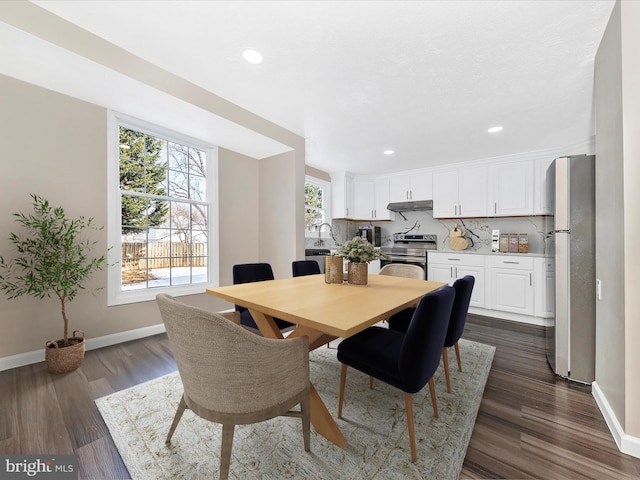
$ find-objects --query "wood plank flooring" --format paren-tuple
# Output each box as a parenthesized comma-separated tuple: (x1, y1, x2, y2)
(1, 314, 639, 479)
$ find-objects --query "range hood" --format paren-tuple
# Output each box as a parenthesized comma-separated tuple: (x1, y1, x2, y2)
(386, 199, 433, 212)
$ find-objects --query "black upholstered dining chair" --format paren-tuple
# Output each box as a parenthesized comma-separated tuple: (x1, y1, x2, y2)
(336, 286, 455, 462)
(388, 275, 475, 393)
(292, 260, 321, 277)
(232, 263, 294, 331)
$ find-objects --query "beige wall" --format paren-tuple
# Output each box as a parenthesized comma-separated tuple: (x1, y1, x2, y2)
(594, 0, 640, 441)
(620, 0, 640, 437)
(259, 150, 306, 279)
(0, 74, 302, 360)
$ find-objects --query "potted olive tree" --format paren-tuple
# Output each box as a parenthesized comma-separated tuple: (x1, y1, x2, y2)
(0, 194, 107, 373)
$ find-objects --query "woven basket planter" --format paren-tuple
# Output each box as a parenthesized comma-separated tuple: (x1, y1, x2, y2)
(347, 262, 368, 286)
(325, 255, 344, 284)
(45, 330, 86, 374)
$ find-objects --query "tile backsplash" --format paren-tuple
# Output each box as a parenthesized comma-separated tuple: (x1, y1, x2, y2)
(309, 211, 553, 255)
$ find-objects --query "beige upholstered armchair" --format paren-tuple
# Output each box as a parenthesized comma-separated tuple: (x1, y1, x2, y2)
(156, 294, 311, 480)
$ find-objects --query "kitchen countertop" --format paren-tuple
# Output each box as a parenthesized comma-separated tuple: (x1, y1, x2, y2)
(428, 250, 552, 258)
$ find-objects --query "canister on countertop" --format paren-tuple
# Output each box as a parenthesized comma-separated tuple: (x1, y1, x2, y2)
(518, 233, 529, 253)
(492, 229, 500, 253)
(499, 234, 509, 252)
(508, 234, 519, 253)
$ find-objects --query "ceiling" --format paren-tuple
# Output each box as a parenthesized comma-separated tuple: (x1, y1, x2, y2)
(5, 1, 615, 175)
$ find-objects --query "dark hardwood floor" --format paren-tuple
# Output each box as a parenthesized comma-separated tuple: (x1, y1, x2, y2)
(1, 314, 639, 479)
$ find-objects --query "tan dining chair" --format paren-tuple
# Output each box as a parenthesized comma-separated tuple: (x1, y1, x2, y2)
(378, 263, 425, 279)
(156, 294, 311, 480)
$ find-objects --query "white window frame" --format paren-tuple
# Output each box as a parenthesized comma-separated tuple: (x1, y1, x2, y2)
(107, 111, 219, 306)
(305, 175, 332, 237)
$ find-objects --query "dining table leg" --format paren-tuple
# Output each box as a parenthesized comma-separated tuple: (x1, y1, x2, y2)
(248, 309, 347, 448)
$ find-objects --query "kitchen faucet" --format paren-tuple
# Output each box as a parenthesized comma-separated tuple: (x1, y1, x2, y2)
(316, 222, 334, 247)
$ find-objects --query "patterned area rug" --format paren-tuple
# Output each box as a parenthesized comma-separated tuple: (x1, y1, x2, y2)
(96, 338, 494, 480)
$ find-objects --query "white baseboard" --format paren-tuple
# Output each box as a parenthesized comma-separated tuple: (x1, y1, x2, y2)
(592, 381, 640, 459)
(0, 323, 167, 372)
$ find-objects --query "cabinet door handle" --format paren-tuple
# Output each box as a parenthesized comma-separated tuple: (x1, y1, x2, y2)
(494, 202, 497, 214)
(530, 273, 533, 286)
(459, 204, 462, 216)
(410, 190, 413, 200)
(450, 267, 453, 277)
(406, 191, 409, 200)
(504, 261, 519, 264)
(447, 258, 461, 261)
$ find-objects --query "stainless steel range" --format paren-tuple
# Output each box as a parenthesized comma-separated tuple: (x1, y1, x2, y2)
(380, 234, 437, 279)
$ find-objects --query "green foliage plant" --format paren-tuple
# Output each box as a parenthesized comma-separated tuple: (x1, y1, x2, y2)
(334, 236, 389, 264)
(0, 195, 107, 345)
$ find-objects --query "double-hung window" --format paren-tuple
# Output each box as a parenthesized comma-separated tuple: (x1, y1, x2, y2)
(108, 113, 217, 305)
(305, 176, 331, 233)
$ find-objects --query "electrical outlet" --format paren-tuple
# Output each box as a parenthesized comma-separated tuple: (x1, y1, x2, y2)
(596, 279, 602, 301)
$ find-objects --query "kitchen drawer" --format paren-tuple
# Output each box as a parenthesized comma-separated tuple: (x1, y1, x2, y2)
(490, 256, 534, 270)
(428, 252, 486, 267)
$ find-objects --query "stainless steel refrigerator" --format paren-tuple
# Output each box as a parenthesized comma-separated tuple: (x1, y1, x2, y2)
(545, 154, 596, 384)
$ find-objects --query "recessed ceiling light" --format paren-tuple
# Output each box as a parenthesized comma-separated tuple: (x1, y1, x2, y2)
(383, 150, 395, 155)
(488, 126, 503, 133)
(242, 49, 263, 64)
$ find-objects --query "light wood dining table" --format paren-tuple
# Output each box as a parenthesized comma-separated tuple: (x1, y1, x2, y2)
(206, 273, 446, 448)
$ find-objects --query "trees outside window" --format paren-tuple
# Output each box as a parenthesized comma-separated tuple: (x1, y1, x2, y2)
(305, 177, 331, 231)
(118, 126, 209, 291)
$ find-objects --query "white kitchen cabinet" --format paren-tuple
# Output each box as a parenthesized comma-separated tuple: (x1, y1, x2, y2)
(389, 170, 433, 203)
(428, 252, 486, 308)
(352, 177, 393, 220)
(373, 177, 393, 220)
(330, 172, 354, 219)
(432, 166, 487, 218)
(534, 257, 555, 317)
(489, 256, 534, 315)
(488, 161, 534, 217)
(534, 156, 554, 215)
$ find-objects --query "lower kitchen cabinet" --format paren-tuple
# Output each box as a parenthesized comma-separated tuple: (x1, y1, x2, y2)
(428, 252, 554, 324)
(489, 256, 534, 316)
(428, 253, 486, 308)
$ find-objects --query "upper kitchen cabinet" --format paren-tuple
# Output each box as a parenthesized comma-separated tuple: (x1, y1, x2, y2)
(432, 166, 487, 218)
(488, 160, 534, 217)
(352, 177, 393, 221)
(388, 170, 433, 203)
(534, 156, 554, 215)
(330, 171, 354, 219)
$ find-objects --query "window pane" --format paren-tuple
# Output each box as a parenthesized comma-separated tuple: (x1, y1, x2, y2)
(191, 204, 208, 231)
(189, 148, 206, 177)
(189, 174, 206, 201)
(168, 168, 189, 199)
(305, 207, 323, 230)
(168, 142, 188, 173)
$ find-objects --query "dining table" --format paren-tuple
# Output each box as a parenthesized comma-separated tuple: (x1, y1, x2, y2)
(206, 273, 446, 448)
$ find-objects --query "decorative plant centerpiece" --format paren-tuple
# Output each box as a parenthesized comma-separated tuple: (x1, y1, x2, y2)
(0, 194, 107, 373)
(335, 236, 389, 285)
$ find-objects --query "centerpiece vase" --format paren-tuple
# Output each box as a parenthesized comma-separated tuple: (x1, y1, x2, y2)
(325, 255, 344, 284)
(347, 262, 368, 286)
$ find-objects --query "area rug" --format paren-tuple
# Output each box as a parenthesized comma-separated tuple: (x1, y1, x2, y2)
(96, 338, 494, 480)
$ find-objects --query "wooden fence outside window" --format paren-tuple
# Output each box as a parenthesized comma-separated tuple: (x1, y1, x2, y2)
(121, 242, 207, 270)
